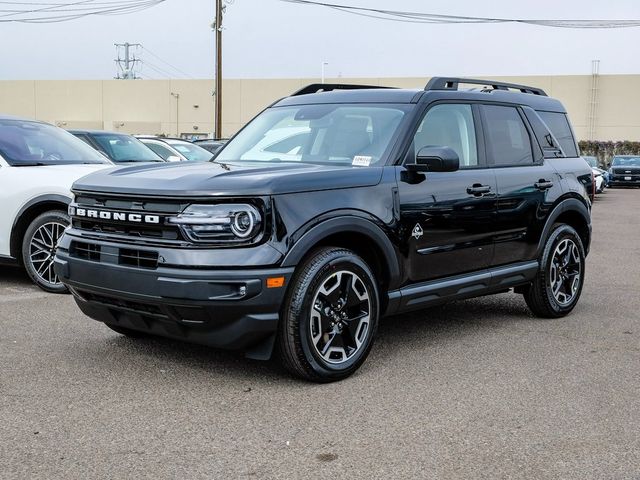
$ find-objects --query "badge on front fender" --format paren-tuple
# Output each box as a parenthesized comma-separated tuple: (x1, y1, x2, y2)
(412, 223, 424, 240)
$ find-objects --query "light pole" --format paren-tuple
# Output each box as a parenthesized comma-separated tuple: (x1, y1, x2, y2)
(321, 61, 329, 84)
(171, 92, 180, 137)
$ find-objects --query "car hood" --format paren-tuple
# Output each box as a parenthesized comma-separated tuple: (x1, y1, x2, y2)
(71, 161, 384, 197)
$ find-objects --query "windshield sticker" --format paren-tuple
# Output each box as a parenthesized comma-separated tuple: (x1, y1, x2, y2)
(352, 155, 372, 167)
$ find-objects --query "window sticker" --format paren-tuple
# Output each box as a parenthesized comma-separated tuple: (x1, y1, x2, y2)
(352, 155, 372, 167)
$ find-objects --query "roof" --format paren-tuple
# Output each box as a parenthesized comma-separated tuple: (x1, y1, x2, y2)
(275, 88, 423, 106)
(137, 136, 191, 144)
(68, 129, 134, 136)
(274, 78, 567, 113)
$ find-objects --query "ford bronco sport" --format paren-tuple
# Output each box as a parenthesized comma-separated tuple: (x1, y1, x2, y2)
(55, 78, 593, 382)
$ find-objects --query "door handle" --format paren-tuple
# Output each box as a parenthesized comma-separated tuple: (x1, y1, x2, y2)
(534, 180, 554, 190)
(467, 184, 492, 196)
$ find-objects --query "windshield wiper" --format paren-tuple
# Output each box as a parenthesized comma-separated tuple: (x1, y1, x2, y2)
(12, 162, 48, 167)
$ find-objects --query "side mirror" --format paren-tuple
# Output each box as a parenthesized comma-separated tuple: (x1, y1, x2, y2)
(166, 155, 182, 162)
(406, 146, 460, 173)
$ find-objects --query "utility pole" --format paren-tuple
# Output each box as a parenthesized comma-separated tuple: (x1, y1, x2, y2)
(115, 42, 141, 79)
(214, 0, 223, 139)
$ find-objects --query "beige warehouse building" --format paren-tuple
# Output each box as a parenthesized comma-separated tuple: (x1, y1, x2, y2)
(0, 75, 638, 141)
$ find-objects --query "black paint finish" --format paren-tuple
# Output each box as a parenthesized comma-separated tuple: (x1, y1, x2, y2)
(57, 84, 593, 355)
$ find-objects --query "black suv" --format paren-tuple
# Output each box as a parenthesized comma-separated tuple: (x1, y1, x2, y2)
(55, 78, 593, 382)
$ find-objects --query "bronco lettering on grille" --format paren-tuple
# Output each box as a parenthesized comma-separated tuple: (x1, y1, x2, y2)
(74, 208, 160, 224)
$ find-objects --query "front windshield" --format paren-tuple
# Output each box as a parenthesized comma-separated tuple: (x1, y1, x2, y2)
(92, 133, 164, 163)
(0, 119, 108, 166)
(216, 104, 409, 167)
(612, 156, 640, 167)
(167, 141, 214, 162)
(583, 156, 597, 168)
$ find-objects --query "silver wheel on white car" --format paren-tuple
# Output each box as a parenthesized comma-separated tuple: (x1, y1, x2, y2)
(21, 210, 69, 293)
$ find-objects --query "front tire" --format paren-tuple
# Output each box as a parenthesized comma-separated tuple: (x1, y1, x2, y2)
(21, 210, 70, 294)
(277, 248, 379, 382)
(524, 224, 586, 318)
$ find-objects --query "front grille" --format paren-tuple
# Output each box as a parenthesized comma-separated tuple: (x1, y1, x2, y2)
(71, 194, 189, 244)
(613, 168, 640, 175)
(73, 219, 180, 241)
(70, 241, 101, 261)
(70, 240, 159, 270)
(80, 291, 167, 319)
(119, 248, 159, 269)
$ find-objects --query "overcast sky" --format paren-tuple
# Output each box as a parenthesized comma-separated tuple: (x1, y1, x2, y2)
(1, 0, 639, 80)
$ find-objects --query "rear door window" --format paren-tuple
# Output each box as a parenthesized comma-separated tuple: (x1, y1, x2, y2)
(481, 105, 534, 166)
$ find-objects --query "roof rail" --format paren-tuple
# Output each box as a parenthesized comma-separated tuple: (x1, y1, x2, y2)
(425, 77, 548, 96)
(291, 83, 394, 97)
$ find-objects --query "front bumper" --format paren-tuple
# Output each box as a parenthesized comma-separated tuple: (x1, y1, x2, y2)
(54, 244, 294, 358)
(610, 175, 640, 186)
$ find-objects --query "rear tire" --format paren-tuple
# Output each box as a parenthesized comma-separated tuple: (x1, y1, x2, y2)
(277, 247, 379, 382)
(21, 210, 69, 294)
(524, 224, 585, 318)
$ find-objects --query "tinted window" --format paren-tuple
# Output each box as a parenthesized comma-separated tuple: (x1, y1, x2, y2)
(146, 142, 175, 160)
(483, 105, 534, 166)
(166, 141, 213, 162)
(92, 134, 163, 163)
(538, 111, 578, 157)
(522, 107, 562, 159)
(0, 121, 107, 166)
(414, 104, 478, 167)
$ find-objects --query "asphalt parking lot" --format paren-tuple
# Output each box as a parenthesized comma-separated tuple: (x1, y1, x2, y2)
(1, 189, 639, 480)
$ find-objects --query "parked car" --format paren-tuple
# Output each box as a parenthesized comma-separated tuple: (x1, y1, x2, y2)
(194, 139, 227, 156)
(137, 136, 214, 162)
(584, 155, 609, 189)
(593, 168, 605, 194)
(55, 78, 592, 382)
(608, 155, 640, 187)
(0, 116, 110, 292)
(69, 130, 164, 164)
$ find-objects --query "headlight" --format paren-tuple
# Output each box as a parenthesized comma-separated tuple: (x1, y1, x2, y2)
(168, 204, 262, 243)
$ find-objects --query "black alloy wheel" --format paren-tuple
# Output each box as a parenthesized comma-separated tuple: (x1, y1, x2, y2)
(524, 224, 586, 318)
(278, 247, 379, 382)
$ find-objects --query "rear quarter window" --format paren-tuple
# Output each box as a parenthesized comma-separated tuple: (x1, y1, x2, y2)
(537, 111, 578, 158)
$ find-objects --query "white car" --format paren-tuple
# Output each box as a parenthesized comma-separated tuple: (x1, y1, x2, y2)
(592, 167, 605, 194)
(0, 115, 111, 292)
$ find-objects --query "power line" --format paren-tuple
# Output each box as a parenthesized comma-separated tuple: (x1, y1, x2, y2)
(0, 0, 165, 23)
(141, 46, 193, 79)
(278, 0, 640, 29)
(142, 59, 177, 79)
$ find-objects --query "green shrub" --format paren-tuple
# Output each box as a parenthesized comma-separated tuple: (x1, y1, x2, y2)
(579, 141, 640, 166)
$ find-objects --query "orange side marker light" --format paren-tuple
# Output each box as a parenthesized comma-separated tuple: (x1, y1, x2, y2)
(266, 276, 285, 288)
